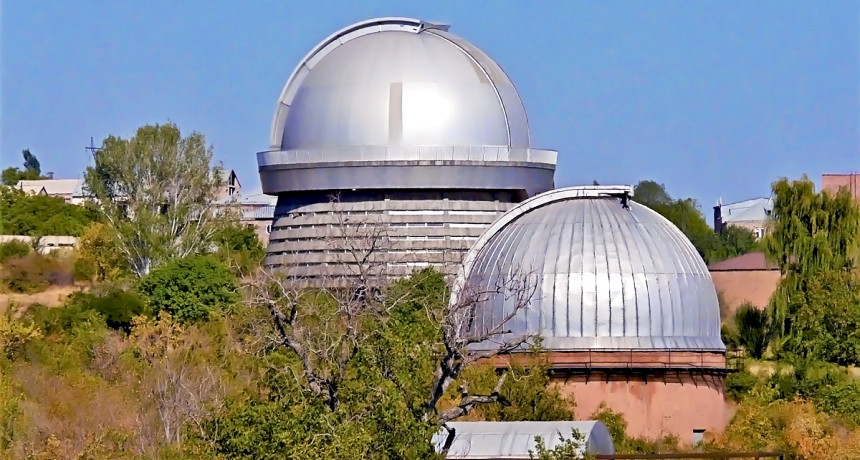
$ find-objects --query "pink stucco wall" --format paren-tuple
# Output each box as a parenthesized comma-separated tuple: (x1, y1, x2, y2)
(555, 372, 727, 443)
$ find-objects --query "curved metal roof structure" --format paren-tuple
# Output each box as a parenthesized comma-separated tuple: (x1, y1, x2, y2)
(433, 421, 615, 457)
(268, 17, 531, 152)
(453, 186, 725, 352)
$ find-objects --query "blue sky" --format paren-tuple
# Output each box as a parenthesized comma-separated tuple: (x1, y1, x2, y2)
(2, 1, 858, 212)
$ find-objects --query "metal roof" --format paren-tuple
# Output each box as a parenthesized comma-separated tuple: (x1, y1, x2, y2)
(718, 197, 773, 223)
(267, 17, 532, 153)
(433, 421, 614, 458)
(17, 179, 81, 196)
(453, 186, 725, 352)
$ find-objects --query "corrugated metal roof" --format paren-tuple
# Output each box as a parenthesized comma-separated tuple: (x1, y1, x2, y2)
(453, 186, 724, 352)
(433, 421, 614, 458)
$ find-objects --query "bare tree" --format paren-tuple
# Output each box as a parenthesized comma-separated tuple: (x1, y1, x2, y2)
(130, 315, 228, 449)
(250, 197, 539, 449)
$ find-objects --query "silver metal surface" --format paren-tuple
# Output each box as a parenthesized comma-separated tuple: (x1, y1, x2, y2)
(432, 421, 615, 457)
(267, 17, 533, 154)
(257, 146, 556, 166)
(258, 162, 555, 197)
(453, 186, 725, 352)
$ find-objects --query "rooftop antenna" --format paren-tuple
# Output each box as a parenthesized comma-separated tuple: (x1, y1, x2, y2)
(85, 137, 102, 166)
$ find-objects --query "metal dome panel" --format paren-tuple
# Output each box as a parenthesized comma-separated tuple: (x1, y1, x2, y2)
(454, 186, 725, 351)
(269, 17, 531, 152)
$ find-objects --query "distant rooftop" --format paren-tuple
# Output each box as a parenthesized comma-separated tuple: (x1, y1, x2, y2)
(708, 251, 778, 271)
(17, 179, 82, 196)
(716, 197, 773, 223)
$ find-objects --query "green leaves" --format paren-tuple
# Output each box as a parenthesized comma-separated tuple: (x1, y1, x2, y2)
(633, 181, 758, 264)
(83, 123, 228, 277)
(763, 176, 860, 359)
(137, 255, 239, 324)
(0, 186, 96, 237)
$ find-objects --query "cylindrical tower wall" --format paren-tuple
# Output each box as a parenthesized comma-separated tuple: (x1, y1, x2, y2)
(258, 18, 556, 276)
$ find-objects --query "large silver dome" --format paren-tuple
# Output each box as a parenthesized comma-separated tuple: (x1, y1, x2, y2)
(269, 17, 530, 152)
(454, 186, 725, 352)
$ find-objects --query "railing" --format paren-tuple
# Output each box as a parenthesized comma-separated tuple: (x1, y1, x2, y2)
(542, 349, 728, 373)
(257, 145, 558, 166)
(595, 453, 782, 459)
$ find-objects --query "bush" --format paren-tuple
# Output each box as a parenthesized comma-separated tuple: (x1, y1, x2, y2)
(726, 371, 759, 401)
(75, 222, 128, 282)
(137, 255, 238, 323)
(0, 240, 30, 263)
(214, 224, 265, 276)
(590, 403, 679, 453)
(733, 304, 770, 359)
(63, 288, 149, 331)
(0, 252, 74, 293)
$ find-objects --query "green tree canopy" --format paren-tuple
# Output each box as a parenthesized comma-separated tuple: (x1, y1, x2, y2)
(1, 149, 45, 186)
(207, 269, 574, 459)
(632, 180, 758, 264)
(22, 149, 41, 175)
(83, 123, 229, 276)
(764, 176, 860, 353)
(213, 223, 265, 276)
(137, 254, 239, 323)
(0, 186, 96, 237)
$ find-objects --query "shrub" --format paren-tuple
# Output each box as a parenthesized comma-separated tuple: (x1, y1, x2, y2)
(0, 313, 42, 360)
(64, 288, 149, 331)
(726, 371, 759, 401)
(733, 303, 770, 359)
(75, 222, 128, 282)
(0, 252, 74, 293)
(213, 224, 265, 276)
(0, 240, 30, 263)
(137, 255, 238, 323)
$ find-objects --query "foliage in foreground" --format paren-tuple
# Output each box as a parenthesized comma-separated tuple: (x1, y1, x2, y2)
(137, 254, 239, 323)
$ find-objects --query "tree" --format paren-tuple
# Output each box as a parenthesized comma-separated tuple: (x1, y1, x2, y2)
(0, 150, 43, 186)
(0, 149, 45, 187)
(213, 224, 265, 276)
(633, 180, 672, 207)
(137, 255, 239, 324)
(633, 180, 757, 264)
(240, 201, 540, 456)
(764, 176, 860, 341)
(731, 303, 770, 359)
(82, 123, 229, 277)
(0, 186, 96, 237)
(75, 222, 129, 282)
(22, 149, 41, 176)
(0, 168, 39, 186)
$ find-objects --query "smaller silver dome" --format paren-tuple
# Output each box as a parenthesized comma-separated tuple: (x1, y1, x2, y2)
(453, 186, 725, 352)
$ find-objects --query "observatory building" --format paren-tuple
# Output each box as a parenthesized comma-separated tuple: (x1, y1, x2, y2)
(454, 186, 727, 441)
(258, 18, 557, 278)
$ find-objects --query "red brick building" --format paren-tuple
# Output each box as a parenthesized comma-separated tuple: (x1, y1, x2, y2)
(822, 173, 860, 200)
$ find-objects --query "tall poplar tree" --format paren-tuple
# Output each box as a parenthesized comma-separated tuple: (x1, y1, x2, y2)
(83, 123, 228, 277)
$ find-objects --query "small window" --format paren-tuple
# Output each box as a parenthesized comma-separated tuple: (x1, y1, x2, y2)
(692, 429, 705, 444)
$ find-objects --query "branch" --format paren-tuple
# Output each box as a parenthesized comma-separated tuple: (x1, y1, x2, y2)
(437, 373, 509, 424)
